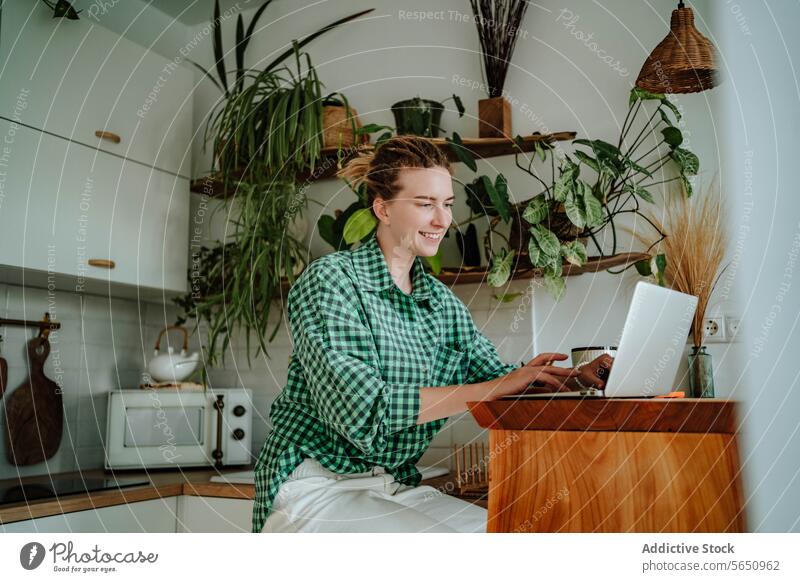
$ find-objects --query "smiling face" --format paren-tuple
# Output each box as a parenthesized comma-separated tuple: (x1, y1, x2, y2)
(373, 166, 454, 257)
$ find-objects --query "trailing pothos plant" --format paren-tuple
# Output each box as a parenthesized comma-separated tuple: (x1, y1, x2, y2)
(451, 87, 696, 299)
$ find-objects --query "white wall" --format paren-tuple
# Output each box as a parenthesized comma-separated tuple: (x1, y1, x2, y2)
(708, 0, 800, 533)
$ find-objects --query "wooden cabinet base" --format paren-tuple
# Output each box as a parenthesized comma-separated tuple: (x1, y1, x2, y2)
(487, 428, 746, 533)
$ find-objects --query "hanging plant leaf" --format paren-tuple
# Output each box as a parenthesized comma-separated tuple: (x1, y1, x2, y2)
(451, 94, 465, 117)
(561, 240, 588, 267)
(574, 150, 599, 173)
(635, 258, 653, 277)
(660, 98, 682, 122)
(671, 147, 700, 175)
(531, 224, 560, 258)
(630, 87, 665, 104)
(480, 174, 510, 222)
(661, 126, 683, 148)
(543, 272, 566, 300)
(488, 248, 516, 287)
(493, 292, 523, 303)
(655, 253, 668, 286)
(446, 132, 478, 172)
(522, 195, 549, 225)
(564, 189, 587, 230)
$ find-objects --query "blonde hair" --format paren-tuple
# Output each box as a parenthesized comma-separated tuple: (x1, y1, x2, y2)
(336, 135, 453, 215)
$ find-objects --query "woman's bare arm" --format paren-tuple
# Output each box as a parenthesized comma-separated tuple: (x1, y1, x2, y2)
(416, 353, 578, 424)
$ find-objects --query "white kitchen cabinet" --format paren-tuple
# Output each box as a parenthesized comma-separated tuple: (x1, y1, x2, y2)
(176, 496, 254, 533)
(0, 0, 193, 177)
(0, 118, 189, 294)
(0, 497, 178, 533)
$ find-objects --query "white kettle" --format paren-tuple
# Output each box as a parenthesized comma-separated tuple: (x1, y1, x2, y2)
(147, 326, 200, 383)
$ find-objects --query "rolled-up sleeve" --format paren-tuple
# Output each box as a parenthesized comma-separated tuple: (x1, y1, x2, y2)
(465, 328, 522, 384)
(288, 260, 421, 455)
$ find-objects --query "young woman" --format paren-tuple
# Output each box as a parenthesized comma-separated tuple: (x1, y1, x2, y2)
(252, 136, 610, 533)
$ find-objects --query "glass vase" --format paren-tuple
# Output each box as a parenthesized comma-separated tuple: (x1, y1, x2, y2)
(688, 345, 715, 398)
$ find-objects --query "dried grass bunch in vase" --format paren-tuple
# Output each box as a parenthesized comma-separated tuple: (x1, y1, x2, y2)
(634, 183, 728, 397)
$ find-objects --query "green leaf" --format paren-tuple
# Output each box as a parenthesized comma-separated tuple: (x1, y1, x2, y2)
(583, 188, 603, 226)
(452, 94, 465, 117)
(527, 233, 545, 267)
(624, 157, 654, 178)
(522, 195, 549, 225)
(446, 132, 477, 172)
(564, 190, 587, 229)
(543, 273, 566, 300)
(513, 135, 526, 152)
(493, 292, 523, 303)
(671, 147, 699, 175)
(658, 107, 674, 127)
(681, 174, 694, 197)
(635, 259, 653, 276)
(622, 183, 655, 203)
(483, 174, 511, 222)
(655, 253, 668, 286)
(343, 208, 377, 244)
(488, 249, 515, 287)
(561, 240, 588, 267)
(661, 126, 683, 148)
(574, 150, 600, 173)
(424, 248, 443, 275)
(553, 169, 573, 203)
(531, 224, 561, 257)
(317, 214, 337, 249)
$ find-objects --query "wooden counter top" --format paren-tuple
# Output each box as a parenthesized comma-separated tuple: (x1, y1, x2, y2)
(0, 466, 467, 525)
(468, 397, 738, 433)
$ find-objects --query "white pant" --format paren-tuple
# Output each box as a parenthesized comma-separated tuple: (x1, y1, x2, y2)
(260, 458, 487, 533)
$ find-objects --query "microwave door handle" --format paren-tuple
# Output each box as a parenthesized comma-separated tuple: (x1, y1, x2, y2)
(212, 395, 225, 469)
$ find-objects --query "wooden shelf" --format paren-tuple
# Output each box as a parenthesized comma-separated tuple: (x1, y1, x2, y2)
(277, 252, 647, 295)
(190, 131, 577, 198)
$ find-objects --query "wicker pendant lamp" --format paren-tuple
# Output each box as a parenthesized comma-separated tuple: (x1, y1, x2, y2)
(636, 1, 718, 94)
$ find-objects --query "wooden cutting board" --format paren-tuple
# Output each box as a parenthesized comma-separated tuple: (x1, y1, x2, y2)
(5, 335, 63, 465)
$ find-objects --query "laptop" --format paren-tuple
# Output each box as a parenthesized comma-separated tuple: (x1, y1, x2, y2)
(504, 281, 698, 399)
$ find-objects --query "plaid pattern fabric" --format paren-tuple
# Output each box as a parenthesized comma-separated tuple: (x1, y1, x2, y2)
(251, 231, 521, 533)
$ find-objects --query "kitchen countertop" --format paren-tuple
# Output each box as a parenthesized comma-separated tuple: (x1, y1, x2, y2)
(0, 466, 483, 525)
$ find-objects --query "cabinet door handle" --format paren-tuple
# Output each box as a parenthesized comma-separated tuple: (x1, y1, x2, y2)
(94, 130, 121, 144)
(88, 259, 116, 269)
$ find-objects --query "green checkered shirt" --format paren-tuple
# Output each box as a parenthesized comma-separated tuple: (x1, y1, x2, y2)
(251, 231, 521, 533)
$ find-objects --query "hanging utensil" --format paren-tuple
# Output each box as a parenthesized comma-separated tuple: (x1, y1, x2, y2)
(5, 328, 63, 466)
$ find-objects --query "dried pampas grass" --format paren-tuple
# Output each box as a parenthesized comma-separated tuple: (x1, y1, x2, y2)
(632, 185, 728, 346)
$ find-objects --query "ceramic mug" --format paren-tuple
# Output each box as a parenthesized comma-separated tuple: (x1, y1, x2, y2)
(571, 346, 617, 394)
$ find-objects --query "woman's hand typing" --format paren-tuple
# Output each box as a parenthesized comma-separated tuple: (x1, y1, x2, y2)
(482, 353, 580, 400)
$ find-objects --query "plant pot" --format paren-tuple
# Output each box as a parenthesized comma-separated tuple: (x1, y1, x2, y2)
(391, 97, 444, 137)
(322, 105, 366, 149)
(508, 203, 586, 269)
(478, 96, 512, 138)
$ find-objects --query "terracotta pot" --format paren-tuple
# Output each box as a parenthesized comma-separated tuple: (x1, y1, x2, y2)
(323, 105, 365, 149)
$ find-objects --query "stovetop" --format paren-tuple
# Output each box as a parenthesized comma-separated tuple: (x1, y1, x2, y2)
(0, 476, 151, 506)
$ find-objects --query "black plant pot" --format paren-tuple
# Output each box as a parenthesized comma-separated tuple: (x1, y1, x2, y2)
(391, 97, 445, 137)
(456, 223, 481, 267)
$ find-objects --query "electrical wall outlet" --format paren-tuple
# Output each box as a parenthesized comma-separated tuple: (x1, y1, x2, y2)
(726, 317, 741, 340)
(704, 317, 726, 343)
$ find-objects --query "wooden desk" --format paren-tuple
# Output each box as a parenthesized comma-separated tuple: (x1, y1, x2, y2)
(467, 397, 746, 533)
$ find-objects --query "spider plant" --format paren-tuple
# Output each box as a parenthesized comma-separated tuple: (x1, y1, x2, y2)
(188, 0, 374, 99)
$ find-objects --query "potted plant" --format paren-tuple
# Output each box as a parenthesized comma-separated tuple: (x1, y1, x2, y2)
(174, 43, 333, 367)
(469, 0, 530, 137)
(390, 94, 465, 137)
(449, 87, 697, 299)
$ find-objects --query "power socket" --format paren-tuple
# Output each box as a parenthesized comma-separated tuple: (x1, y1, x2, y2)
(704, 317, 726, 343)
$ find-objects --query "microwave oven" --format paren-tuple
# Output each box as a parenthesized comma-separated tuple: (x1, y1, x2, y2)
(105, 387, 253, 470)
